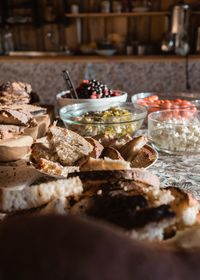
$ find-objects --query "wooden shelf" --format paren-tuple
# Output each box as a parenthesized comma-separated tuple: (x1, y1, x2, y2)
(65, 11, 170, 18)
(0, 55, 194, 63)
(192, 11, 200, 15)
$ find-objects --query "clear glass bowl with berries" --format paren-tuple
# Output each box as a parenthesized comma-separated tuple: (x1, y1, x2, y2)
(56, 79, 128, 108)
(60, 102, 147, 138)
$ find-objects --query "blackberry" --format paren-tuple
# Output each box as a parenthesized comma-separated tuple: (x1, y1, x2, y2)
(74, 79, 121, 99)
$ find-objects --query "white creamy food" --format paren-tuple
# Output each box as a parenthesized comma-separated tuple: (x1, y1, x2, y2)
(148, 118, 200, 153)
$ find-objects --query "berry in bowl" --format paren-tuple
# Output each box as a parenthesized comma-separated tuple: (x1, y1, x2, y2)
(59, 102, 147, 138)
(56, 79, 127, 108)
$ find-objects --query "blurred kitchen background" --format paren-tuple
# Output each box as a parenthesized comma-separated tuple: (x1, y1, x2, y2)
(0, 0, 200, 106)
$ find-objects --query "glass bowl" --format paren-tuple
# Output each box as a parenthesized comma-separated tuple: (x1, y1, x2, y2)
(148, 109, 200, 155)
(60, 102, 147, 138)
(132, 92, 200, 116)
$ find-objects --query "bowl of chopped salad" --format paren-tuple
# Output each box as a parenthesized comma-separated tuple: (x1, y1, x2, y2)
(59, 102, 147, 138)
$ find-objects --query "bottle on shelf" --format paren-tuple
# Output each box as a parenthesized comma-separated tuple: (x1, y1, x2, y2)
(3, 25, 14, 55)
(125, 33, 133, 55)
(112, 1, 122, 13)
(44, 0, 56, 22)
(100, 0, 111, 13)
(70, 0, 80, 14)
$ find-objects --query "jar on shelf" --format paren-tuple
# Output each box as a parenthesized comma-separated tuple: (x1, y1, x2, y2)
(101, 0, 111, 13)
(70, 1, 79, 14)
(112, 1, 122, 13)
(3, 25, 14, 55)
(44, 0, 56, 22)
(132, 0, 152, 12)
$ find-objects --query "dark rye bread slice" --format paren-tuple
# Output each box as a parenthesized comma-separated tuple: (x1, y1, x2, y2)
(70, 169, 160, 189)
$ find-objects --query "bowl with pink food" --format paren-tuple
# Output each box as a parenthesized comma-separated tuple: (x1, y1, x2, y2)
(56, 79, 128, 108)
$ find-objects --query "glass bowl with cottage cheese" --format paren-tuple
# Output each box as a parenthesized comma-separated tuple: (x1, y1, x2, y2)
(148, 109, 200, 155)
(60, 102, 147, 138)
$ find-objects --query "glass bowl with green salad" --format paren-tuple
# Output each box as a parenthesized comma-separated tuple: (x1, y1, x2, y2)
(59, 102, 147, 138)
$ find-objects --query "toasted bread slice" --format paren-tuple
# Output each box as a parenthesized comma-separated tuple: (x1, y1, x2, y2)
(47, 125, 93, 166)
(85, 137, 104, 158)
(167, 187, 200, 227)
(31, 137, 58, 162)
(71, 169, 160, 190)
(119, 136, 149, 162)
(131, 147, 154, 168)
(100, 147, 124, 161)
(79, 157, 131, 172)
(36, 158, 79, 177)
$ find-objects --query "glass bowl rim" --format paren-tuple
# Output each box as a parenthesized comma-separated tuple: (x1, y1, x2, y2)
(131, 92, 200, 108)
(60, 102, 147, 125)
(148, 109, 200, 126)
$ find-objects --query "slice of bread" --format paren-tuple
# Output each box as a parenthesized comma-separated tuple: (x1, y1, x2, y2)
(166, 187, 200, 227)
(79, 157, 131, 172)
(47, 125, 93, 166)
(74, 169, 160, 189)
(85, 137, 104, 158)
(0, 135, 33, 162)
(0, 177, 82, 212)
(0, 109, 36, 126)
(120, 136, 149, 162)
(39, 197, 69, 216)
(31, 137, 58, 162)
(36, 158, 79, 177)
(100, 147, 124, 161)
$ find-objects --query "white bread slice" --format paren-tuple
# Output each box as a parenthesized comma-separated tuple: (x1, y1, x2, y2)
(167, 187, 200, 227)
(80, 157, 131, 172)
(47, 125, 93, 166)
(39, 197, 69, 215)
(0, 177, 82, 212)
(36, 158, 79, 177)
(0, 135, 33, 162)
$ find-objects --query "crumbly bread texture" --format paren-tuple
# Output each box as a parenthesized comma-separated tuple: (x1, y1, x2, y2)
(47, 125, 93, 166)
(0, 82, 31, 105)
(129, 218, 177, 242)
(167, 187, 200, 228)
(0, 177, 82, 212)
(31, 137, 58, 163)
(36, 158, 79, 177)
(0, 124, 25, 139)
(93, 133, 132, 149)
(79, 157, 131, 172)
